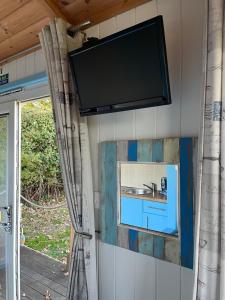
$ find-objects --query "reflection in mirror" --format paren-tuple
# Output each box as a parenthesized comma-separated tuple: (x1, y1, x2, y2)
(119, 162, 179, 236)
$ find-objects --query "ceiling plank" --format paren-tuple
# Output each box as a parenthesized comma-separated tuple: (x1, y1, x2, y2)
(0, 17, 51, 61)
(0, 0, 51, 44)
(0, 0, 30, 20)
(0, 0, 151, 60)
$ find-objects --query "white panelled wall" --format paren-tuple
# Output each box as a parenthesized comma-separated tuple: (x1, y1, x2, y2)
(0, 49, 48, 103)
(87, 1, 205, 300)
(0, 1, 205, 299)
(1, 49, 45, 81)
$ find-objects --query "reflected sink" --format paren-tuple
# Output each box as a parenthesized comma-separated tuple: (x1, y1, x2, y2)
(124, 187, 152, 196)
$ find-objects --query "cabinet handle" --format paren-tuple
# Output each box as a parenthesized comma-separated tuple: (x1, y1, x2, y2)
(147, 206, 166, 211)
(147, 216, 149, 228)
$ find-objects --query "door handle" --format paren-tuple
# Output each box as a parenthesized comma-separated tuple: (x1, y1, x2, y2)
(0, 206, 12, 233)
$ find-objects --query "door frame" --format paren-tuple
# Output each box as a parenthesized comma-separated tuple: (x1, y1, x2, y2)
(0, 101, 20, 300)
(0, 75, 49, 300)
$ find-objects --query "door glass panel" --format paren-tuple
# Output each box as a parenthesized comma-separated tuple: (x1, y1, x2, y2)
(0, 116, 8, 300)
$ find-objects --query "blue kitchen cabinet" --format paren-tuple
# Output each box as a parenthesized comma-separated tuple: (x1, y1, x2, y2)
(143, 200, 167, 216)
(120, 164, 178, 235)
(121, 196, 143, 228)
(143, 212, 168, 232)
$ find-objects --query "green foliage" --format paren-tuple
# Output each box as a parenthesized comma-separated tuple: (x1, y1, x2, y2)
(21, 98, 63, 200)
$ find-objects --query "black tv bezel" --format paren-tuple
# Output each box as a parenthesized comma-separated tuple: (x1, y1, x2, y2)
(69, 15, 171, 116)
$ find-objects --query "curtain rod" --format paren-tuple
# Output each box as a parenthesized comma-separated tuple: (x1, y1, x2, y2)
(67, 20, 91, 37)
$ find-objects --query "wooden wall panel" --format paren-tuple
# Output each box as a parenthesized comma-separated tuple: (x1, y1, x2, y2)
(152, 139, 164, 162)
(115, 247, 136, 300)
(180, 138, 194, 269)
(134, 253, 156, 300)
(88, 116, 100, 194)
(115, 111, 135, 140)
(98, 241, 116, 300)
(137, 140, 152, 162)
(156, 260, 181, 300)
(100, 137, 194, 267)
(128, 140, 137, 161)
(155, 0, 182, 138)
(99, 113, 116, 142)
(99, 17, 117, 38)
(153, 235, 165, 259)
(165, 239, 180, 265)
(100, 142, 117, 246)
(164, 138, 180, 163)
(128, 229, 139, 252)
(116, 9, 135, 30)
(117, 226, 129, 249)
(181, 267, 195, 300)
(138, 232, 154, 256)
(117, 141, 128, 161)
(181, 0, 205, 136)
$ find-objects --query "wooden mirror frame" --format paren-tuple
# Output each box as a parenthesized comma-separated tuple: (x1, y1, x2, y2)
(100, 137, 195, 268)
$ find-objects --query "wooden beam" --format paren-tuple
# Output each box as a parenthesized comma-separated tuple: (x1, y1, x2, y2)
(35, 0, 74, 24)
(62, 0, 151, 26)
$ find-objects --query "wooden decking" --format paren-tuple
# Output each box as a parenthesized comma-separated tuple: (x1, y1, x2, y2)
(21, 246, 68, 300)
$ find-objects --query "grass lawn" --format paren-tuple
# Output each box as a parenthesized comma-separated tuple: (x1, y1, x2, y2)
(21, 198, 71, 262)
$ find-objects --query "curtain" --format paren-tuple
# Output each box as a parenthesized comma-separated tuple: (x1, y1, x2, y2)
(39, 19, 98, 300)
(193, 0, 225, 299)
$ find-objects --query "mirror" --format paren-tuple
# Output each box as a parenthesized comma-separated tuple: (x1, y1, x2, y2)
(119, 162, 179, 236)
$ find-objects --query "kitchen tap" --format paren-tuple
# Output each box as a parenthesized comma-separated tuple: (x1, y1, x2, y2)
(143, 183, 157, 197)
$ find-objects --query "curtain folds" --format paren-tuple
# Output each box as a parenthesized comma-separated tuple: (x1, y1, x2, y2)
(39, 19, 98, 300)
(193, 0, 225, 299)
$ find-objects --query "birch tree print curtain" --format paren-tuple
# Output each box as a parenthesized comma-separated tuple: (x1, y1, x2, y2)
(193, 0, 225, 299)
(39, 19, 98, 300)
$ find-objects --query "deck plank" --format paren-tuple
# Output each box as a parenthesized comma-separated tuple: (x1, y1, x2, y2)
(20, 246, 68, 299)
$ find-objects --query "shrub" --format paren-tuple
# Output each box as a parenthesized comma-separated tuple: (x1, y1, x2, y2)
(21, 98, 64, 201)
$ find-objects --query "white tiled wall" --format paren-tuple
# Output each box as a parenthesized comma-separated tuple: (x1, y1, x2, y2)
(1, 1, 206, 299)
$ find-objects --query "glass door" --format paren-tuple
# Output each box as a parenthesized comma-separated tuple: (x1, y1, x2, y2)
(0, 102, 19, 300)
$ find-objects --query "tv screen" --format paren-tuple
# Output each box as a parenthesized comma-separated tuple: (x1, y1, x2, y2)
(69, 15, 171, 116)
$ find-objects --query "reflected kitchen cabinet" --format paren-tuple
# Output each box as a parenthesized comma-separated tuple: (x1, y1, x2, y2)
(120, 163, 178, 236)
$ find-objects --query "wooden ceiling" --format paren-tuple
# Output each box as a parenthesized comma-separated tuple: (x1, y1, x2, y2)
(0, 0, 150, 62)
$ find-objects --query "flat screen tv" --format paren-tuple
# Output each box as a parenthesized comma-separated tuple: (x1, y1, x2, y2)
(69, 15, 171, 116)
